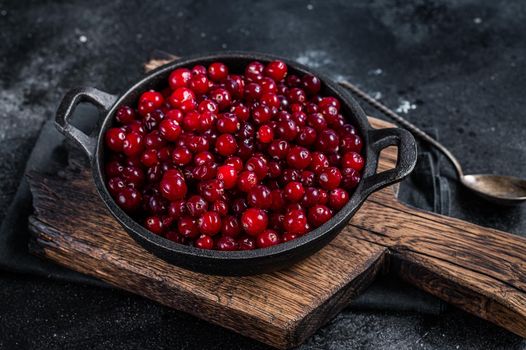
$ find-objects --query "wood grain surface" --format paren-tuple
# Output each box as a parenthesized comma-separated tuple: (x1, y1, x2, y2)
(27, 116, 526, 348)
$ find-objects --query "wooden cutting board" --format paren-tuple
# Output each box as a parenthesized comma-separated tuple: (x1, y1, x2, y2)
(27, 115, 526, 349)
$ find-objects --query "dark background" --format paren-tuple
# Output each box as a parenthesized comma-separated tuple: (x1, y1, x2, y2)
(1, 0, 525, 349)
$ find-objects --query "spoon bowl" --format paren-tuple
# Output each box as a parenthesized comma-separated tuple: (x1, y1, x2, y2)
(461, 174, 526, 205)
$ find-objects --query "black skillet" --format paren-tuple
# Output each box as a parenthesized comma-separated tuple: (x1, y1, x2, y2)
(54, 52, 417, 275)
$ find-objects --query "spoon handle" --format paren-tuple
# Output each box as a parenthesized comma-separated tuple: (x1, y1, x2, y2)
(338, 80, 464, 178)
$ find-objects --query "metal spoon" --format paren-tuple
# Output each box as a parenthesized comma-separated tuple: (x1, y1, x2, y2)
(339, 80, 526, 205)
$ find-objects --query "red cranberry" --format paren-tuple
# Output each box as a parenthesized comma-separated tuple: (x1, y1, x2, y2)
(302, 75, 321, 95)
(237, 171, 258, 192)
(192, 65, 207, 75)
(245, 156, 269, 180)
(238, 236, 256, 250)
(277, 119, 299, 141)
(341, 134, 363, 154)
(225, 156, 243, 172)
(244, 82, 262, 101)
(115, 188, 143, 214)
(115, 106, 136, 124)
(257, 125, 274, 143)
(318, 167, 342, 190)
(247, 185, 272, 209)
(169, 68, 192, 89)
(211, 199, 228, 216)
(264, 60, 288, 82)
(144, 216, 163, 234)
(283, 209, 308, 235)
(252, 105, 272, 124)
(209, 88, 232, 111)
(105, 128, 126, 152)
(172, 147, 192, 165)
(282, 232, 298, 242)
(160, 171, 187, 201)
(215, 134, 237, 156)
(195, 235, 214, 249)
(268, 140, 290, 160)
(199, 179, 223, 202)
(178, 216, 199, 238)
(122, 132, 144, 157)
(287, 146, 312, 169)
(341, 167, 362, 190)
(186, 195, 208, 217)
(317, 129, 340, 152)
(169, 87, 196, 112)
(232, 197, 248, 215)
(342, 152, 364, 171)
(198, 211, 221, 236)
(216, 164, 238, 189)
(307, 113, 328, 131)
(241, 208, 268, 236)
(329, 188, 350, 210)
(231, 103, 250, 121)
(208, 62, 229, 82)
(308, 204, 333, 228)
(189, 74, 210, 94)
(159, 119, 182, 142)
(257, 229, 281, 248)
(221, 216, 242, 238)
(245, 61, 264, 82)
(319, 96, 340, 111)
(301, 187, 320, 207)
(168, 200, 187, 219)
(139, 91, 164, 116)
(217, 114, 240, 133)
(284, 181, 305, 202)
(216, 236, 238, 251)
(260, 77, 278, 94)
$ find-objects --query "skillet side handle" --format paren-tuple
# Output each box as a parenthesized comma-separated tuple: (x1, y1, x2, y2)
(359, 127, 418, 199)
(55, 87, 117, 160)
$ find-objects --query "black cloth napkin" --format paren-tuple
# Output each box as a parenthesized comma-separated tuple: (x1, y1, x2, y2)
(0, 105, 448, 314)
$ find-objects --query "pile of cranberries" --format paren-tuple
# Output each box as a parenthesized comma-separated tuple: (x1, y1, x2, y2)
(104, 60, 364, 251)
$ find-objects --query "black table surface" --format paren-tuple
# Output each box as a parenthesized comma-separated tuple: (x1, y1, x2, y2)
(1, 0, 525, 349)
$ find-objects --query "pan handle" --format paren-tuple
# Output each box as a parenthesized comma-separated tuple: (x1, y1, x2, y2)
(357, 127, 418, 199)
(55, 87, 117, 160)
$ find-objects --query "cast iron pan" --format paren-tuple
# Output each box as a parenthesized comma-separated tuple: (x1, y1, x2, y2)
(54, 52, 417, 275)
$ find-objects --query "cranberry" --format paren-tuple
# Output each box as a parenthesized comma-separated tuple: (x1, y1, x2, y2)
(231, 103, 250, 121)
(189, 74, 210, 94)
(301, 187, 320, 207)
(277, 119, 299, 141)
(166, 109, 183, 123)
(257, 229, 281, 248)
(186, 195, 208, 217)
(215, 134, 237, 156)
(145, 216, 164, 234)
(308, 204, 333, 228)
(225, 156, 243, 172)
(172, 147, 192, 165)
(115, 106, 136, 124)
(217, 114, 240, 133)
(341, 134, 363, 154)
(178, 216, 199, 238)
(245, 61, 264, 82)
(318, 167, 342, 190)
(342, 152, 364, 171)
(169, 87, 196, 112)
(245, 156, 269, 179)
(169, 68, 192, 89)
(198, 211, 221, 236)
(307, 113, 328, 131)
(192, 65, 207, 76)
(168, 200, 187, 219)
(209, 88, 232, 111)
(238, 236, 256, 250)
(216, 236, 238, 251)
(199, 179, 223, 202)
(319, 96, 340, 111)
(260, 77, 278, 94)
(139, 91, 164, 116)
(122, 132, 144, 157)
(282, 232, 298, 242)
(247, 185, 272, 209)
(317, 129, 340, 152)
(232, 197, 248, 215)
(159, 119, 182, 142)
(160, 171, 187, 201)
(221, 216, 242, 238)
(244, 82, 262, 101)
(241, 208, 268, 236)
(195, 235, 214, 249)
(208, 62, 229, 82)
(264, 60, 288, 82)
(270, 189, 286, 211)
(284, 181, 305, 202)
(287, 146, 312, 169)
(257, 125, 274, 143)
(341, 167, 361, 190)
(237, 171, 258, 192)
(268, 140, 289, 159)
(252, 105, 272, 124)
(115, 187, 142, 212)
(105, 128, 126, 152)
(329, 188, 350, 210)
(284, 209, 308, 235)
(302, 75, 321, 95)
(216, 164, 238, 189)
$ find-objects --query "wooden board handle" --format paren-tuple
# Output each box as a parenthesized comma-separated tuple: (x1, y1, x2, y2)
(349, 190, 526, 337)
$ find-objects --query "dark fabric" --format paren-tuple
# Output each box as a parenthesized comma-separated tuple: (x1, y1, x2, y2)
(0, 107, 449, 314)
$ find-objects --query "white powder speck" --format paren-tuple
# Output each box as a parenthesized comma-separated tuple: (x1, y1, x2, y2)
(372, 91, 383, 100)
(473, 17, 482, 24)
(307, 4, 314, 10)
(395, 99, 417, 114)
(368, 68, 383, 76)
(200, 32, 206, 38)
(221, 43, 227, 49)
(296, 50, 332, 68)
(177, 11, 184, 17)
(79, 35, 87, 43)
(1, 10, 7, 16)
